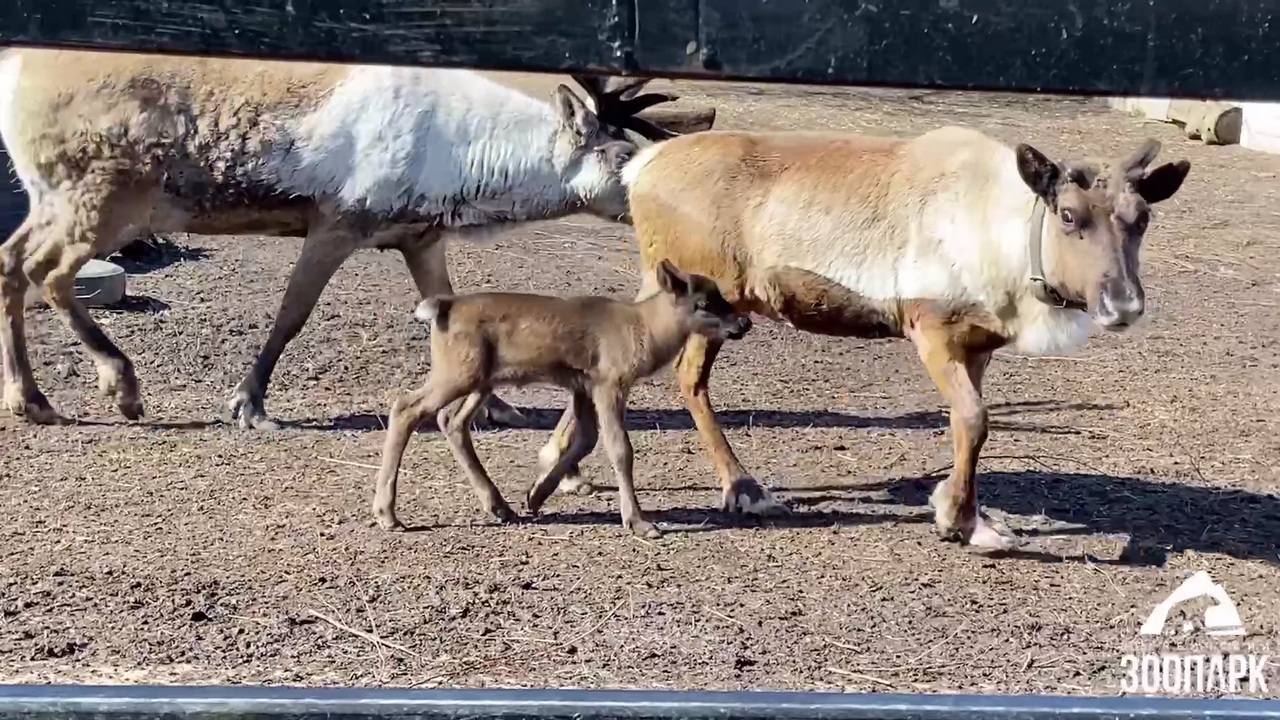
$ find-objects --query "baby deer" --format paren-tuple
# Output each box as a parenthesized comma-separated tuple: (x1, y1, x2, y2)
(372, 259, 753, 538)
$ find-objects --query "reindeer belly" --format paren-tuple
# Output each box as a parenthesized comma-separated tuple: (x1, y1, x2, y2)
(753, 267, 904, 339)
(159, 164, 314, 237)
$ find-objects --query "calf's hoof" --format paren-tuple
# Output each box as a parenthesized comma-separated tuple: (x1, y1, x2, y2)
(721, 477, 790, 516)
(117, 395, 146, 421)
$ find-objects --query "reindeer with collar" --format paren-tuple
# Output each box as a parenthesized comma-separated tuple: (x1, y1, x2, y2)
(536, 124, 1190, 549)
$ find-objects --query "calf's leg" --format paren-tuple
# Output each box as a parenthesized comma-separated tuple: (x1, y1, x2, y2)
(593, 385, 660, 539)
(399, 236, 529, 429)
(527, 390, 599, 514)
(227, 226, 360, 430)
(534, 395, 599, 497)
(372, 372, 477, 530)
(438, 389, 518, 523)
(907, 323, 1014, 551)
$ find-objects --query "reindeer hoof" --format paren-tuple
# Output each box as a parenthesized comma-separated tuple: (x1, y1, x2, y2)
(721, 477, 790, 516)
(226, 390, 279, 430)
(487, 499, 519, 524)
(966, 521, 1019, 552)
(627, 518, 663, 539)
(118, 396, 146, 421)
(374, 514, 407, 532)
(930, 492, 1020, 551)
(4, 386, 62, 425)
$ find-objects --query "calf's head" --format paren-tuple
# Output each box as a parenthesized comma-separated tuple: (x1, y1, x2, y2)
(549, 84, 637, 222)
(654, 259, 753, 341)
(1015, 138, 1191, 330)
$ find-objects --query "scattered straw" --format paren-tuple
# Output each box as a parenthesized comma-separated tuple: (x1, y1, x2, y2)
(308, 609, 421, 659)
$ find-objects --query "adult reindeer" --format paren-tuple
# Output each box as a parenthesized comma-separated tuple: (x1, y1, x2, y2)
(536, 125, 1190, 546)
(0, 47, 713, 428)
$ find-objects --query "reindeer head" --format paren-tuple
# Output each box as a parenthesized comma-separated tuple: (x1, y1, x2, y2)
(654, 259, 753, 341)
(1015, 138, 1191, 331)
(548, 75, 718, 224)
(548, 83, 638, 223)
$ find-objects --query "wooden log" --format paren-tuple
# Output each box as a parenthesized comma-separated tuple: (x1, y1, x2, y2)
(1168, 99, 1243, 145)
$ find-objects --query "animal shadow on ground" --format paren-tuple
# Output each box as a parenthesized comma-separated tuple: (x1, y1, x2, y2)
(393, 505, 934, 536)
(789, 471, 1280, 568)
(108, 295, 171, 313)
(298, 399, 1117, 436)
(28, 292, 170, 314)
(107, 235, 211, 275)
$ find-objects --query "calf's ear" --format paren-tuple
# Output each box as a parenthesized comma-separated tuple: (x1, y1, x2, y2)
(655, 258, 690, 296)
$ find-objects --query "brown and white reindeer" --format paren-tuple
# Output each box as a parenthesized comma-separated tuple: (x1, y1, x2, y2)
(371, 259, 753, 538)
(537, 124, 1191, 548)
(0, 46, 713, 429)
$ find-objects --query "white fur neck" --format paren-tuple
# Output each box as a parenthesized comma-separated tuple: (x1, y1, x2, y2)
(269, 66, 610, 226)
(998, 183, 1095, 356)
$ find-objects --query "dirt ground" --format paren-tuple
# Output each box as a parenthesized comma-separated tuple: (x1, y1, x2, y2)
(2, 78, 1279, 699)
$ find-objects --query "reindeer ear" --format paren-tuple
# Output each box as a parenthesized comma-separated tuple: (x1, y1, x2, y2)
(1135, 159, 1191, 204)
(1015, 143, 1061, 201)
(655, 259, 689, 295)
(553, 84, 599, 140)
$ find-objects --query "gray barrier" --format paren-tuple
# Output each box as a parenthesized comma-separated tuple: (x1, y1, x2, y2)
(1, 684, 1279, 720)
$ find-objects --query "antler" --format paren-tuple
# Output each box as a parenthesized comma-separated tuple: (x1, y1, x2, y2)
(570, 72, 683, 142)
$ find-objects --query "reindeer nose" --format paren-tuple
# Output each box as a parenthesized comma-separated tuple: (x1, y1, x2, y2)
(1097, 283, 1145, 330)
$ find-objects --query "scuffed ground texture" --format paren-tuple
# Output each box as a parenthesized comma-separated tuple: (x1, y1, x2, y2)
(2, 80, 1279, 698)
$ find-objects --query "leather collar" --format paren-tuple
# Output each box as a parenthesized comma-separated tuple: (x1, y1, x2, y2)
(1028, 196, 1089, 312)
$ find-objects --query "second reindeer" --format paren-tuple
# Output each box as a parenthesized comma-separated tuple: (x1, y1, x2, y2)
(372, 260, 753, 538)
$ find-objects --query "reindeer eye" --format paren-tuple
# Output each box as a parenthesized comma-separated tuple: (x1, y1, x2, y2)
(1060, 209, 1076, 225)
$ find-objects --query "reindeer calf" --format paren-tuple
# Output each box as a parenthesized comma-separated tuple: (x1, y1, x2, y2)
(372, 259, 752, 538)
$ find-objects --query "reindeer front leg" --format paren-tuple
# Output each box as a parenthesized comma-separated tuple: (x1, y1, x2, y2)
(907, 323, 1016, 551)
(675, 334, 788, 516)
(398, 236, 530, 429)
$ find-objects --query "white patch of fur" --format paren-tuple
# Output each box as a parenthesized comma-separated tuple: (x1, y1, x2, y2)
(268, 66, 617, 229)
(783, 133, 1095, 356)
(621, 143, 662, 187)
(0, 51, 48, 202)
(413, 298, 439, 324)
(536, 441, 561, 474)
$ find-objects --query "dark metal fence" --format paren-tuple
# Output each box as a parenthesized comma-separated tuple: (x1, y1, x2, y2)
(3, 0, 1280, 100)
(2, 684, 1279, 720)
